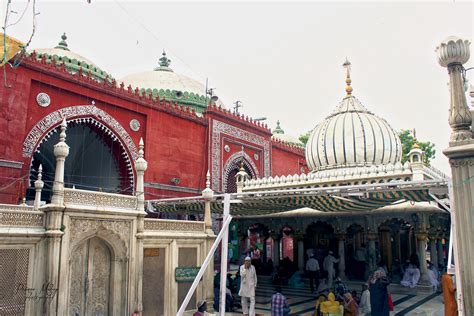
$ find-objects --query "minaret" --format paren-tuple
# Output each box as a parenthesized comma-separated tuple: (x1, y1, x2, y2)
(408, 129, 424, 181)
(34, 164, 44, 210)
(202, 170, 214, 232)
(51, 118, 69, 205)
(135, 137, 148, 212)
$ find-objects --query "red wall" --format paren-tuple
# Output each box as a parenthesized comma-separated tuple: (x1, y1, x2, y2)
(0, 56, 307, 204)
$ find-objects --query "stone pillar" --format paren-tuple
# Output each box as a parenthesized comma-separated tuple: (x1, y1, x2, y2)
(437, 236, 444, 269)
(336, 233, 346, 279)
(429, 236, 438, 269)
(295, 234, 305, 272)
(45, 119, 69, 315)
(202, 170, 214, 234)
(271, 234, 280, 265)
(51, 119, 69, 205)
(134, 138, 148, 315)
(437, 36, 472, 314)
(367, 233, 377, 275)
(34, 164, 44, 210)
(202, 170, 215, 308)
(416, 232, 429, 284)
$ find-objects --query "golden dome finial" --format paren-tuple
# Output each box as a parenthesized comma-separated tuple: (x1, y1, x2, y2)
(343, 58, 353, 96)
(412, 128, 420, 149)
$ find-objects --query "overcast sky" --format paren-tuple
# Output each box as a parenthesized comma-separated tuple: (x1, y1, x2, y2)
(3, 0, 473, 173)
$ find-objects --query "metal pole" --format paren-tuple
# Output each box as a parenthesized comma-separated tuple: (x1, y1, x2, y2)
(447, 181, 464, 315)
(177, 215, 232, 316)
(219, 194, 231, 316)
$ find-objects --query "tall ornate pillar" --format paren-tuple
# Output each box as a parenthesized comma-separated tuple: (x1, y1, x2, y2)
(34, 164, 44, 210)
(45, 119, 69, 315)
(271, 233, 280, 266)
(336, 233, 346, 279)
(367, 233, 378, 275)
(429, 236, 438, 269)
(416, 232, 429, 284)
(437, 36, 472, 314)
(134, 138, 148, 314)
(202, 171, 215, 307)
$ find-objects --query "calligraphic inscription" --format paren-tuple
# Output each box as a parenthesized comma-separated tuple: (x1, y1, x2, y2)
(144, 248, 160, 257)
(15, 283, 58, 302)
(175, 267, 200, 283)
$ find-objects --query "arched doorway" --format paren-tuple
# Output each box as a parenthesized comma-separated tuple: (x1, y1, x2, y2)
(27, 119, 133, 202)
(69, 237, 112, 316)
(305, 221, 336, 264)
(378, 218, 414, 274)
(345, 224, 365, 280)
(222, 155, 257, 193)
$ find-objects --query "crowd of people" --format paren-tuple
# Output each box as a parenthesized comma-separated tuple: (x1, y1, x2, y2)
(197, 248, 457, 316)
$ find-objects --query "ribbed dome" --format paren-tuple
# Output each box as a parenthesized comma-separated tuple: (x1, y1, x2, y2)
(305, 95, 402, 172)
(32, 33, 111, 81)
(120, 51, 216, 112)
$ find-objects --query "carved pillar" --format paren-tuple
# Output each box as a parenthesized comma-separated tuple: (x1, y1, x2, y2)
(416, 232, 429, 284)
(437, 236, 444, 269)
(429, 236, 438, 269)
(134, 138, 148, 314)
(51, 119, 69, 206)
(367, 233, 378, 274)
(336, 233, 346, 279)
(201, 171, 216, 309)
(271, 233, 280, 265)
(34, 164, 44, 210)
(202, 171, 214, 233)
(44, 206, 64, 315)
(438, 36, 472, 314)
(294, 233, 305, 271)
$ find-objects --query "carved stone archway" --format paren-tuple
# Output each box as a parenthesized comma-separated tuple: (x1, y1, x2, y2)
(222, 151, 259, 193)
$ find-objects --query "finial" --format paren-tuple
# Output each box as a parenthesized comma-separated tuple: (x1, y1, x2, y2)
(138, 137, 144, 158)
(157, 50, 171, 69)
(59, 118, 67, 142)
(343, 58, 353, 96)
(55, 33, 69, 51)
(273, 120, 284, 134)
(38, 164, 43, 181)
(239, 161, 245, 171)
(412, 128, 420, 149)
(206, 170, 211, 189)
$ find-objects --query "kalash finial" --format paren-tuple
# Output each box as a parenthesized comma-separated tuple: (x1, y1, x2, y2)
(55, 33, 69, 51)
(412, 128, 420, 149)
(343, 58, 353, 97)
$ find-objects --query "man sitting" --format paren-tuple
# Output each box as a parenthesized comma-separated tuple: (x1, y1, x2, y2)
(400, 263, 420, 288)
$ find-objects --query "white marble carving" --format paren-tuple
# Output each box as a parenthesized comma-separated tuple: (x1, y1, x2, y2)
(36, 92, 51, 107)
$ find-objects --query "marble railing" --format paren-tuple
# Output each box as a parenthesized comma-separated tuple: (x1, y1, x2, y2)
(144, 219, 205, 232)
(64, 188, 138, 210)
(0, 204, 44, 227)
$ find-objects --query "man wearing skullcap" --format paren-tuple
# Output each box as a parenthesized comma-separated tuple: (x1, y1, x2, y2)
(239, 256, 257, 316)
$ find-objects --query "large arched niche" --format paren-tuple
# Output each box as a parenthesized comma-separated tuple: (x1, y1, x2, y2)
(222, 152, 258, 193)
(26, 117, 135, 202)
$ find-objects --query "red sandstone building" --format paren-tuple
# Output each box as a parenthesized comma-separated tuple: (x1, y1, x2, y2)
(0, 34, 307, 205)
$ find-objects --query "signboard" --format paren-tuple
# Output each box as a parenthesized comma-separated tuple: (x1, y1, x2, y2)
(175, 267, 200, 283)
(144, 248, 160, 257)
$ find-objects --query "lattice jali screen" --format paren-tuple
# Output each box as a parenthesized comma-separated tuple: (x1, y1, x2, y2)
(0, 249, 30, 315)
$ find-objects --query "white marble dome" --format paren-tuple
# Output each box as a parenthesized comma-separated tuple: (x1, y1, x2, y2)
(305, 95, 402, 172)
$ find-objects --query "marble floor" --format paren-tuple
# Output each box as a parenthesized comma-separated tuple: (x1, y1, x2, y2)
(228, 276, 444, 316)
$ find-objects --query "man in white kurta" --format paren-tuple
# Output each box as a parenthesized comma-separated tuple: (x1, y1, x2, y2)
(239, 256, 257, 316)
(323, 251, 339, 288)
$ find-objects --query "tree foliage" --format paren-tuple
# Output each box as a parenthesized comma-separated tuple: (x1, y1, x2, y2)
(399, 129, 436, 165)
(299, 131, 310, 146)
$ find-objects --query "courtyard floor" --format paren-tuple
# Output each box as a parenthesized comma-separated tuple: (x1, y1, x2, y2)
(228, 276, 444, 316)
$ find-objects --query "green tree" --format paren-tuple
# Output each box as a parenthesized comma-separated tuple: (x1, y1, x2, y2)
(299, 131, 310, 146)
(399, 129, 436, 165)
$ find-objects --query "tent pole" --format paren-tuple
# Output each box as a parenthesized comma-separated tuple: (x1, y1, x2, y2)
(219, 194, 231, 316)
(176, 215, 232, 316)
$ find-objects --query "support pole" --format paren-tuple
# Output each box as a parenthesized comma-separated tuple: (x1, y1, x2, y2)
(177, 214, 232, 316)
(219, 194, 231, 316)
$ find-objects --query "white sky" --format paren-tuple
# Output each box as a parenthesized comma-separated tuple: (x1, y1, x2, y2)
(3, 0, 473, 174)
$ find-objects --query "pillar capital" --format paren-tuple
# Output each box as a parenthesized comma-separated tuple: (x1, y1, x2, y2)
(270, 232, 280, 241)
(335, 233, 346, 241)
(366, 232, 378, 241)
(415, 232, 428, 241)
